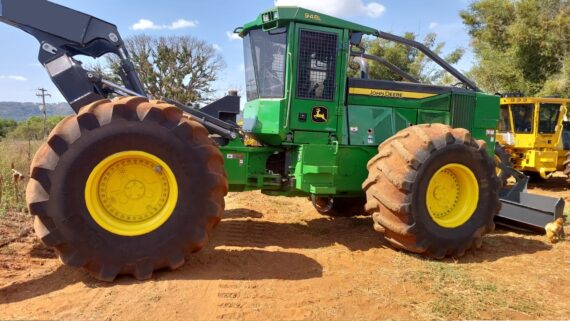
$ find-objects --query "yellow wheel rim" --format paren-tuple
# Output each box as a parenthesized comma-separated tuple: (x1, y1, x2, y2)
(85, 151, 178, 236)
(426, 163, 479, 228)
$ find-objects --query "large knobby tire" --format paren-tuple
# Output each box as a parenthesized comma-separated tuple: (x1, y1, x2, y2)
(494, 143, 511, 186)
(310, 195, 366, 217)
(26, 97, 228, 281)
(363, 124, 501, 259)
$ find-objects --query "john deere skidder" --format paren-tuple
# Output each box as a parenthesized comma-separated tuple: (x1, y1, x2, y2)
(0, 1, 564, 281)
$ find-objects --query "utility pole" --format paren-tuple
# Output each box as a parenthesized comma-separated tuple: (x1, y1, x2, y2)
(36, 88, 51, 138)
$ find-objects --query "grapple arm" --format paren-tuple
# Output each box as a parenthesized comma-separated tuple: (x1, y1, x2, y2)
(0, 0, 146, 111)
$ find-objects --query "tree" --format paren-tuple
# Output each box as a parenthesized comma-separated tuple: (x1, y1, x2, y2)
(103, 35, 225, 104)
(461, 0, 570, 96)
(0, 119, 17, 138)
(8, 116, 65, 140)
(359, 32, 465, 86)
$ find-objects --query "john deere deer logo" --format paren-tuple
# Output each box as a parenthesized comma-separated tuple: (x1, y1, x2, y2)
(311, 107, 328, 123)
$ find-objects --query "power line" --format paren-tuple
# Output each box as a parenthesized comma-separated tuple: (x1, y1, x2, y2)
(36, 88, 51, 138)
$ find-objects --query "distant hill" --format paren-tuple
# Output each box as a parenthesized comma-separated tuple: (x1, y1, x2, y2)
(0, 102, 74, 121)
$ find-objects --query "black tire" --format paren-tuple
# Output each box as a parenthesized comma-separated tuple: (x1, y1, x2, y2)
(494, 143, 511, 186)
(26, 97, 228, 281)
(310, 195, 366, 217)
(526, 171, 547, 183)
(564, 152, 570, 182)
(363, 124, 501, 259)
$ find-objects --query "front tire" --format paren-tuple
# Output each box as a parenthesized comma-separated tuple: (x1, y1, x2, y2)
(26, 97, 228, 281)
(363, 124, 500, 258)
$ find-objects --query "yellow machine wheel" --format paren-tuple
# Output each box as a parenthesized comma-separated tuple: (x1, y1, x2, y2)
(363, 124, 500, 259)
(27, 97, 227, 281)
(85, 151, 178, 236)
(426, 164, 479, 228)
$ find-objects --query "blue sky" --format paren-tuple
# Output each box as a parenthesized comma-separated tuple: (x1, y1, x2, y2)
(0, 0, 474, 103)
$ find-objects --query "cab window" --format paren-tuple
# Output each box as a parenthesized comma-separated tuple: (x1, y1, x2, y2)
(243, 28, 288, 101)
(296, 29, 338, 101)
(511, 104, 534, 133)
(538, 103, 560, 134)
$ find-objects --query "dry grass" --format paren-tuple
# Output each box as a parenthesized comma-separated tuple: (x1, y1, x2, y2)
(0, 139, 42, 219)
(404, 260, 542, 320)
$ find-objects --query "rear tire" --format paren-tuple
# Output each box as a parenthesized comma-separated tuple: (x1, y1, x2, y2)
(526, 171, 547, 183)
(363, 124, 500, 258)
(494, 143, 511, 186)
(26, 97, 228, 281)
(310, 195, 365, 217)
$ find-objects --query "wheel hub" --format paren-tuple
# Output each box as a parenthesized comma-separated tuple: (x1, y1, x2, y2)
(426, 163, 479, 228)
(85, 151, 178, 236)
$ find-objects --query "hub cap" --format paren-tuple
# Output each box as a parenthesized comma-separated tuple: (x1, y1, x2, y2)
(426, 163, 479, 228)
(85, 151, 178, 236)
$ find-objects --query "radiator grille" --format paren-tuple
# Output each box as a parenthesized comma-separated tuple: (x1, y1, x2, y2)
(451, 93, 476, 129)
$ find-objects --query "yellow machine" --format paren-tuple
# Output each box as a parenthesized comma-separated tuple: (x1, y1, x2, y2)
(496, 96, 570, 179)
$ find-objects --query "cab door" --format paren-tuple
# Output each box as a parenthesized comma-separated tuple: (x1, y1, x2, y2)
(289, 24, 344, 133)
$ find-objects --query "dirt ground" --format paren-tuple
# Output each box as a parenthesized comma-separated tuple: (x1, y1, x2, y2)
(1, 180, 569, 321)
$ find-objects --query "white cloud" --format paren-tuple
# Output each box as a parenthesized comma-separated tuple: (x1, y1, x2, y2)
(212, 44, 221, 51)
(427, 22, 464, 37)
(0, 75, 27, 81)
(226, 31, 242, 41)
(132, 18, 198, 31)
(274, 0, 386, 18)
(170, 19, 198, 29)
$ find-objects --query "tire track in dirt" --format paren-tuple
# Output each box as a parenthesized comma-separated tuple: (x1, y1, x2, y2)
(216, 218, 267, 248)
(213, 208, 267, 319)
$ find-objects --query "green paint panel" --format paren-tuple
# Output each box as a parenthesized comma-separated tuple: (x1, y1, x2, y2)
(220, 141, 281, 192)
(294, 144, 338, 194)
(348, 106, 394, 146)
(293, 131, 330, 144)
(243, 99, 287, 146)
(474, 93, 501, 156)
(292, 144, 376, 196)
(418, 110, 450, 125)
(334, 146, 377, 194)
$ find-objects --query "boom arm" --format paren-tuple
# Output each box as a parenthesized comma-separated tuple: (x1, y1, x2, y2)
(372, 31, 480, 91)
(0, 0, 146, 111)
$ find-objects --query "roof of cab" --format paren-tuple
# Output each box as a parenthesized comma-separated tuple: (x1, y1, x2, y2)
(236, 6, 378, 37)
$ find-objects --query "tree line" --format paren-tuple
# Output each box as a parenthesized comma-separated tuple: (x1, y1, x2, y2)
(0, 116, 65, 140)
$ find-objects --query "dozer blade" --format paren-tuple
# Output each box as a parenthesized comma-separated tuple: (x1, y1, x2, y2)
(495, 165, 565, 233)
(497, 187, 565, 233)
